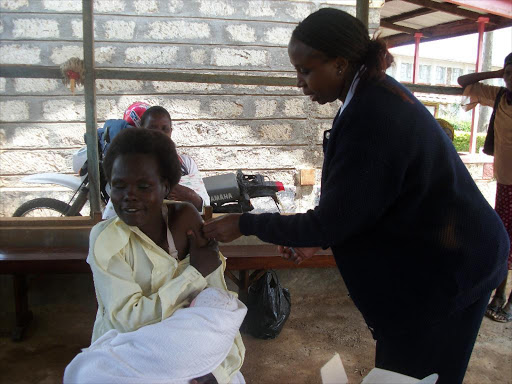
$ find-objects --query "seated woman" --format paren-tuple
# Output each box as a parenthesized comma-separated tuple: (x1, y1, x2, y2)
(87, 128, 245, 383)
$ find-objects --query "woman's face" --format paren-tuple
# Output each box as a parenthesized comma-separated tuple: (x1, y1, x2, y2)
(288, 37, 346, 104)
(143, 113, 172, 137)
(504, 64, 512, 92)
(110, 153, 169, 233)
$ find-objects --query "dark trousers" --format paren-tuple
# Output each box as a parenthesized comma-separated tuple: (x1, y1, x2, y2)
(375, 291, 491, 384)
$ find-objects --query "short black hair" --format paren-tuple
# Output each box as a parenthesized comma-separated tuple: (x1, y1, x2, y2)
(292, 8, 393, 84)
(140, 106, 172, 127)
(103, 128, 181, 188)
(505, 52, 512, 68)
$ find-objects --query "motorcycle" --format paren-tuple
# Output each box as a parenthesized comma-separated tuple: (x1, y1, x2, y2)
(203, 170, 284, 213)
(13, 159, 285, 217)
(12, 156, 110, 217)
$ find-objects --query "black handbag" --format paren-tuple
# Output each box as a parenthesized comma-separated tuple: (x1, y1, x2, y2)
(482, 87, 506, 156)
(241, 270, 291, 339)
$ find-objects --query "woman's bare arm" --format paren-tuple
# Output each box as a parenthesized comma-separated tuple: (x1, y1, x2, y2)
(168, 202, 220, 278)
(457, 68, 504, 88)
(168, 202, 208, 258)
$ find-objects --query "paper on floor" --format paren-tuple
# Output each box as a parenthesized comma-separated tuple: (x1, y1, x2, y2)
(320, 353, 349, 384)
(320, 354, 438, 384)
(362, 369, 438, 384)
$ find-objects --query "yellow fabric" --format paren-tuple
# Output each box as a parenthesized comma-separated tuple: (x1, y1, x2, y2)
(87, 217, 245, 383)
(463, 83, 512, 185)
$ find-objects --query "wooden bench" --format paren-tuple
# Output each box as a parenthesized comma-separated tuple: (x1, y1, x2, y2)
(0, 215, 335, 340)
(222, 244, 335, 296)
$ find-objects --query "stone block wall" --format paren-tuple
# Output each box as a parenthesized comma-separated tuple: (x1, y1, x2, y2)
(0, 0, 382, 216)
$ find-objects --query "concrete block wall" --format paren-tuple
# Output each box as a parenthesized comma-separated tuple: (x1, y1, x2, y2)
(0, 0, 383, 217)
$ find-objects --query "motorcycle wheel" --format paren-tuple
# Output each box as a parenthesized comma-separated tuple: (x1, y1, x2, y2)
(12, 198, 79, 217)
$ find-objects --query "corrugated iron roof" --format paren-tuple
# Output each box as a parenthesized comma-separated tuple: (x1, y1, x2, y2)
(380, 0, 512, 46)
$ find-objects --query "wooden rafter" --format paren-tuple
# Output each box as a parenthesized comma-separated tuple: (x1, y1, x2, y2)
(444, 0, 512, 19)
(384, 17, 512, 47)
(382, 7, 436, 24)
(380, 20, 426, 35)
(400, 0, 500, 24)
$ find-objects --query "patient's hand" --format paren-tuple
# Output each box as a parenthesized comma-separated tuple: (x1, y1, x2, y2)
(278, 246, 321, 265)
(168, 184, 203, 211)
(188, 230, 221, 277)
(190, 372, 218, 384)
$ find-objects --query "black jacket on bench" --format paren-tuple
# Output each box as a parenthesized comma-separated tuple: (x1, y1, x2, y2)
(240, 75, 509, 338)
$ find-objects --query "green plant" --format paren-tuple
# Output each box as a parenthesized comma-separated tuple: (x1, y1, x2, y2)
(446, 120, 472, 132)
(453, 131, 486, 152)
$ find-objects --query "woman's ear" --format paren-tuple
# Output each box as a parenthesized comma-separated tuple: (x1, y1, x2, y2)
(335, 57, 349, 76)
(162, 180, 170, 198)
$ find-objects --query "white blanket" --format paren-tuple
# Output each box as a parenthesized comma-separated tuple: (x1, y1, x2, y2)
(64, 288, 247, 384)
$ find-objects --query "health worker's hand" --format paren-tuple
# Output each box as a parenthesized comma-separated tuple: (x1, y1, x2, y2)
(203, 214, 242, 243)
(278, 246, 321, 265)
(187, 230, 221, 277)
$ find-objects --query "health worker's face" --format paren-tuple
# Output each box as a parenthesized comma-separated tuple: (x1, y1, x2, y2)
(504, 64, 512, 92)
(143, 113, 172, 137)
(288, 37, 346, 104)
(110, 154, 169, 233)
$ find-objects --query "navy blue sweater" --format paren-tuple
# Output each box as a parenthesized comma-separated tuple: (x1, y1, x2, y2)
(240, 76, 509, 337)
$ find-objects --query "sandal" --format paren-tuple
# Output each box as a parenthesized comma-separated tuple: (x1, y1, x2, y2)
(492, 308, 512, 323)
(485, 303, 503, 319)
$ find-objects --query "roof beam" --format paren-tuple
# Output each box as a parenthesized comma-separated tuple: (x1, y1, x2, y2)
(0, 63, 463, 96)
(380, 20, 426, 35)
(384, 17, 512, 47)
(382, 7, 435, 24)
(0, 65, 297, 86)
(443, 0, 512, 19)
(400, 0, 499, 24)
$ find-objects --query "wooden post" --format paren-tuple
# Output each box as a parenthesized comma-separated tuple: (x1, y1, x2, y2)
(82, 0, 101, 215)
(238, 270, 250, 303)
(12, 275, 32, 341)
(469, 17, 489, 154)
(356, 0, 369, 29)
(413, 33, 423, 84)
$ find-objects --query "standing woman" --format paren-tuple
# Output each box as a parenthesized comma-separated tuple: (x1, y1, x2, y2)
(204, 8, 509, 384)
(458, 54, 512, 323)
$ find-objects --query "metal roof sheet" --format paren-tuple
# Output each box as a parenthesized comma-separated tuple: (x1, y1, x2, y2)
(380, 0, 512, 47)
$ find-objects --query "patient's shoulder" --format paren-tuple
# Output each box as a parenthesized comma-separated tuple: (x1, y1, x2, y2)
(166, 201, 202, 231)
(166, 201, 205, 258)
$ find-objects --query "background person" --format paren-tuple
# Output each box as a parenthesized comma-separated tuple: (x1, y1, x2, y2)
(458, 53, 512, 323)
(204, 8, 509, 384)
(141, 106, 208, 211)
(102, 103, 210, 219)
(89, 128, 244, 383)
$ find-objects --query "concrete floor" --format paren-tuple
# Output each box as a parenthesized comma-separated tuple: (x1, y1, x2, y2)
(1, 269, 511, 384)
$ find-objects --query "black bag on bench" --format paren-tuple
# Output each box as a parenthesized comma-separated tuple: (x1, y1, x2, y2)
(241, 270, 291, 339)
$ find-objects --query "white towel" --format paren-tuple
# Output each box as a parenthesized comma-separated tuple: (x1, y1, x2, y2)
(64, 288, 247, 384)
